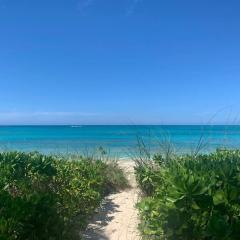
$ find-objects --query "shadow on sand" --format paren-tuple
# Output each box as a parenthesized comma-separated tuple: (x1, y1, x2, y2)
(83, 195, 121, 240)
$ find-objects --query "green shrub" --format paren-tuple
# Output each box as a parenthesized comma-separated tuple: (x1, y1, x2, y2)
(103, 160, 129, 192)
(0, 151, 127, 239)
(134, 161, 161, 196)
(136, 149, 240, 239)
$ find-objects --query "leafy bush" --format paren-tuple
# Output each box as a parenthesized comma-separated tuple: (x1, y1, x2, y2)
(136, 149, 240, 239)
(0, 151, 127, 239)
(103, 160, 129, 192)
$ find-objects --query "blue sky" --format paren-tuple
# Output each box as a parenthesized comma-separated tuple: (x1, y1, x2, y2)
(0, 0, 240, 124)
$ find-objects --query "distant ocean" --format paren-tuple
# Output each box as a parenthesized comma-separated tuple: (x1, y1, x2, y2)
(0, 125, 240, 158)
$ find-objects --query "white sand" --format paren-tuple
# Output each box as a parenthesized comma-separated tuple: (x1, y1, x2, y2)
(83, 161, 141, 240)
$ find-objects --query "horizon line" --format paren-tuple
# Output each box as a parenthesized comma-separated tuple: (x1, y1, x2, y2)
(0, 123, 239, 126)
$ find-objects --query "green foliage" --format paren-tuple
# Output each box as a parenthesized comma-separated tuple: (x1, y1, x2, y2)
(0, 151, 127, 239)
(103, 161, 129, 192)
(136, 149, 240, 239)
(134, 161, 162, 196)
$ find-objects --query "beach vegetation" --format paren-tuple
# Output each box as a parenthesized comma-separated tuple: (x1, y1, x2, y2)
(135, 149, 240, 239)
(0, 151, 127, 239)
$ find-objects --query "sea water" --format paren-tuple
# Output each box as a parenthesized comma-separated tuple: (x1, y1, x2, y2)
(0, 125, 240, 158)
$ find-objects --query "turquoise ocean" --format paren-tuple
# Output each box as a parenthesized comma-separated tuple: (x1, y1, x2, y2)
(0, 125, 240, 158)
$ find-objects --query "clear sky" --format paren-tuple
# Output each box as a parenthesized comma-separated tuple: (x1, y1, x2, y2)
(0, 0, 240, 125)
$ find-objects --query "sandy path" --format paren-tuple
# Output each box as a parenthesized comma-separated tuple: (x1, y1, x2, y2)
(83, 161, 141, 240)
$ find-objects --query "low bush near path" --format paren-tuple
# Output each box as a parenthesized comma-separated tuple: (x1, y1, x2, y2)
(0, 151, 127, 239)
(135, 149, 240, 239)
